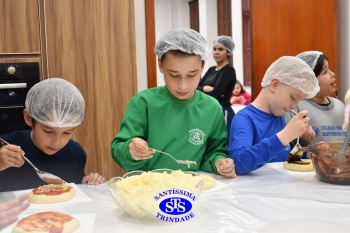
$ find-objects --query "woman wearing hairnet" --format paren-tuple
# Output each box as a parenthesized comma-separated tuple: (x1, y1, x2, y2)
(111, 28, 236, 178)
(285, 51, 344, 147)
(197, 36, 237, 136)
(228, 56, 320, 175)
(0, 78, 105, 191)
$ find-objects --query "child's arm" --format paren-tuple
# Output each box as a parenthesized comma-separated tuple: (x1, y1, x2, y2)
(229, 112, 287, 175)
(82, 173, 106, 185)
(111, 97, 151, 171)
(0, 144, 25, 171)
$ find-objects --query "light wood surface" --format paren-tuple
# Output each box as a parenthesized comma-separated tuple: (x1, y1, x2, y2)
(42, 0, 137, 179)
(0, 0, 40, 54)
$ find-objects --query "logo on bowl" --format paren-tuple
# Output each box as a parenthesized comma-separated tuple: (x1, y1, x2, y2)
(154, 188, 197, 222)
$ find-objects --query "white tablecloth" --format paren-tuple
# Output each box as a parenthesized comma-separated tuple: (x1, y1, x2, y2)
(1, 163, 350, 233)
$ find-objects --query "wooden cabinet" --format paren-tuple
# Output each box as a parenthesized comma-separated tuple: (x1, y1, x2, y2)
(0, 0, 136, 179)
(41, 0, 137, 179)
(250, 0, 338, 99)
(0, 0, 40, 54)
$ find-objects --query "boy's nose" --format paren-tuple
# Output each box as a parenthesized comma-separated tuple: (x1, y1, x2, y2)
(51, 136, 62, 147)
(290, 102, 298, 110)
(177, 79, 188, 89)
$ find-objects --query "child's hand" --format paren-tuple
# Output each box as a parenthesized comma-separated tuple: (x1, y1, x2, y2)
(203, 86, 214, 92)
(300, 126, 316, 143)
(343, 99, 350, 130)
(215, 158, 236, 178)
(239, 96, 246, 104)
(129, 138, 154, 160)
(0, 193, 30, 231)
(82, 173, 106, 185)
(278, 110, 310, 145)
(0, 144, 25, 171)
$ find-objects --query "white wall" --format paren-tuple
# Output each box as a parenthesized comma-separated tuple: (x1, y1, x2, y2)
(133, 0, 148, 92)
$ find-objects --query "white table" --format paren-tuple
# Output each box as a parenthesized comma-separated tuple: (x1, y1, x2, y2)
(1, 163, 350, 233)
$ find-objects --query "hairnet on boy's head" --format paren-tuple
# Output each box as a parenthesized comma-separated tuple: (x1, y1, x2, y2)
(25, 78, 85, 128)
(261, 56, 320, 99)
(154, 28, 210, 61)
(296, 51, 323, 71)
(213, 36, 235, 54)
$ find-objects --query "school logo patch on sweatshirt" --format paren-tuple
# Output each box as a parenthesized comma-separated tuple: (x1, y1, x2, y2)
(188, 129, 205, 145)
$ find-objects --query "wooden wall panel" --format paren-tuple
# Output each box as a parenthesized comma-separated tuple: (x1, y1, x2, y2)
(251, 0, 337, 99)
(217, 0, 232, 36)
(145, 0, 157, 88)
(43, 0, 137, 179)
(189, 0, 199, 32)
(0, 0, 40, 54)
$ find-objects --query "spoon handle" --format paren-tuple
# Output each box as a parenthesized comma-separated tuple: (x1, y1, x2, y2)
(21, 154, 40, 171)
(340, 127, 350, 153)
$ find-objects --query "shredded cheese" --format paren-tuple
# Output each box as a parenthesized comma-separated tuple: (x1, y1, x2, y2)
(111, 170, 203, 217)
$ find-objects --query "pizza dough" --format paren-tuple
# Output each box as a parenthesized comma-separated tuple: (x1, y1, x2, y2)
(199, 174, 216, 190)
(28, 183, 75, 204)
(283, 159, 314, 172)
(12, 211, 79, 233)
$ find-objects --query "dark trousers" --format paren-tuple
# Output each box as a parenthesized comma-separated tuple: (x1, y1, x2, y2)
(223, 106, 235, 138)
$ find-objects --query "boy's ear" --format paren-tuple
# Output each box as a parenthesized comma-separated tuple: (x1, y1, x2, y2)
(157, 58, 164, 73)
(23, 109, 32, 127)
(269, 77, 280, 93)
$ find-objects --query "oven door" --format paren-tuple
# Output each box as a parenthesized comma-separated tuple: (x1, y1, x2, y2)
(0, 79, 38, 135)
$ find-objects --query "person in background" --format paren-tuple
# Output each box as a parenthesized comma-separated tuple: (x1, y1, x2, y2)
(342, 89, 350, 130)
(197, 36, 237, 135)
(0, 193, 30, 231)
(230, 80, 251, 105)
(111, 28, 236, 179)
(229, 56, 320, 175)
(0, 78, 105, 191)
(285, 51, 344, 146)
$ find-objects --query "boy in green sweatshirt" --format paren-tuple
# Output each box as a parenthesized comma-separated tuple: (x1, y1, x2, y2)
(111, 28, 236, 178)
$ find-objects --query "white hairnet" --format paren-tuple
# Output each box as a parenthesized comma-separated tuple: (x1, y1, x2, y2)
(213, 36, 235, 54)
(154, 28, 210, 61)
(296, 51, 322, 71)
(25, 78, 85, 128)
(261, 56, 320, 99)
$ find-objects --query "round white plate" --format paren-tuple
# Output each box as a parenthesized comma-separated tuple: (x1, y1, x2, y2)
(259, 219, 349, 233)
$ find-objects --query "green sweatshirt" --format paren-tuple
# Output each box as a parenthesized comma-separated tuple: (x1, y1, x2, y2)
(111, 86, 228, 174)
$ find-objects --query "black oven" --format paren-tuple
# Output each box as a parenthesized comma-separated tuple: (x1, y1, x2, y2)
(0, 62, 40, 135)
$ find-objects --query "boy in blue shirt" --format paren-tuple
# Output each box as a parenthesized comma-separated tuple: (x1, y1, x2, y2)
(229, 56, 320, 174)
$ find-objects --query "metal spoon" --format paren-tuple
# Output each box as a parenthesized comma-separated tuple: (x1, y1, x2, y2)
(340, 127, 350, 153)
(290, 137, 302, 155)
(149, 148, 197, 168)
(0, 138, 65, 184)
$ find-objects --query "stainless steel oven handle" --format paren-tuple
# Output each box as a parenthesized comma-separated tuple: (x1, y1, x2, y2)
(0, 83, 27, 89)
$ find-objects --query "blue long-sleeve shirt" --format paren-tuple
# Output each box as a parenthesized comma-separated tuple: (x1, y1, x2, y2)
(228, 104, 291, 174)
